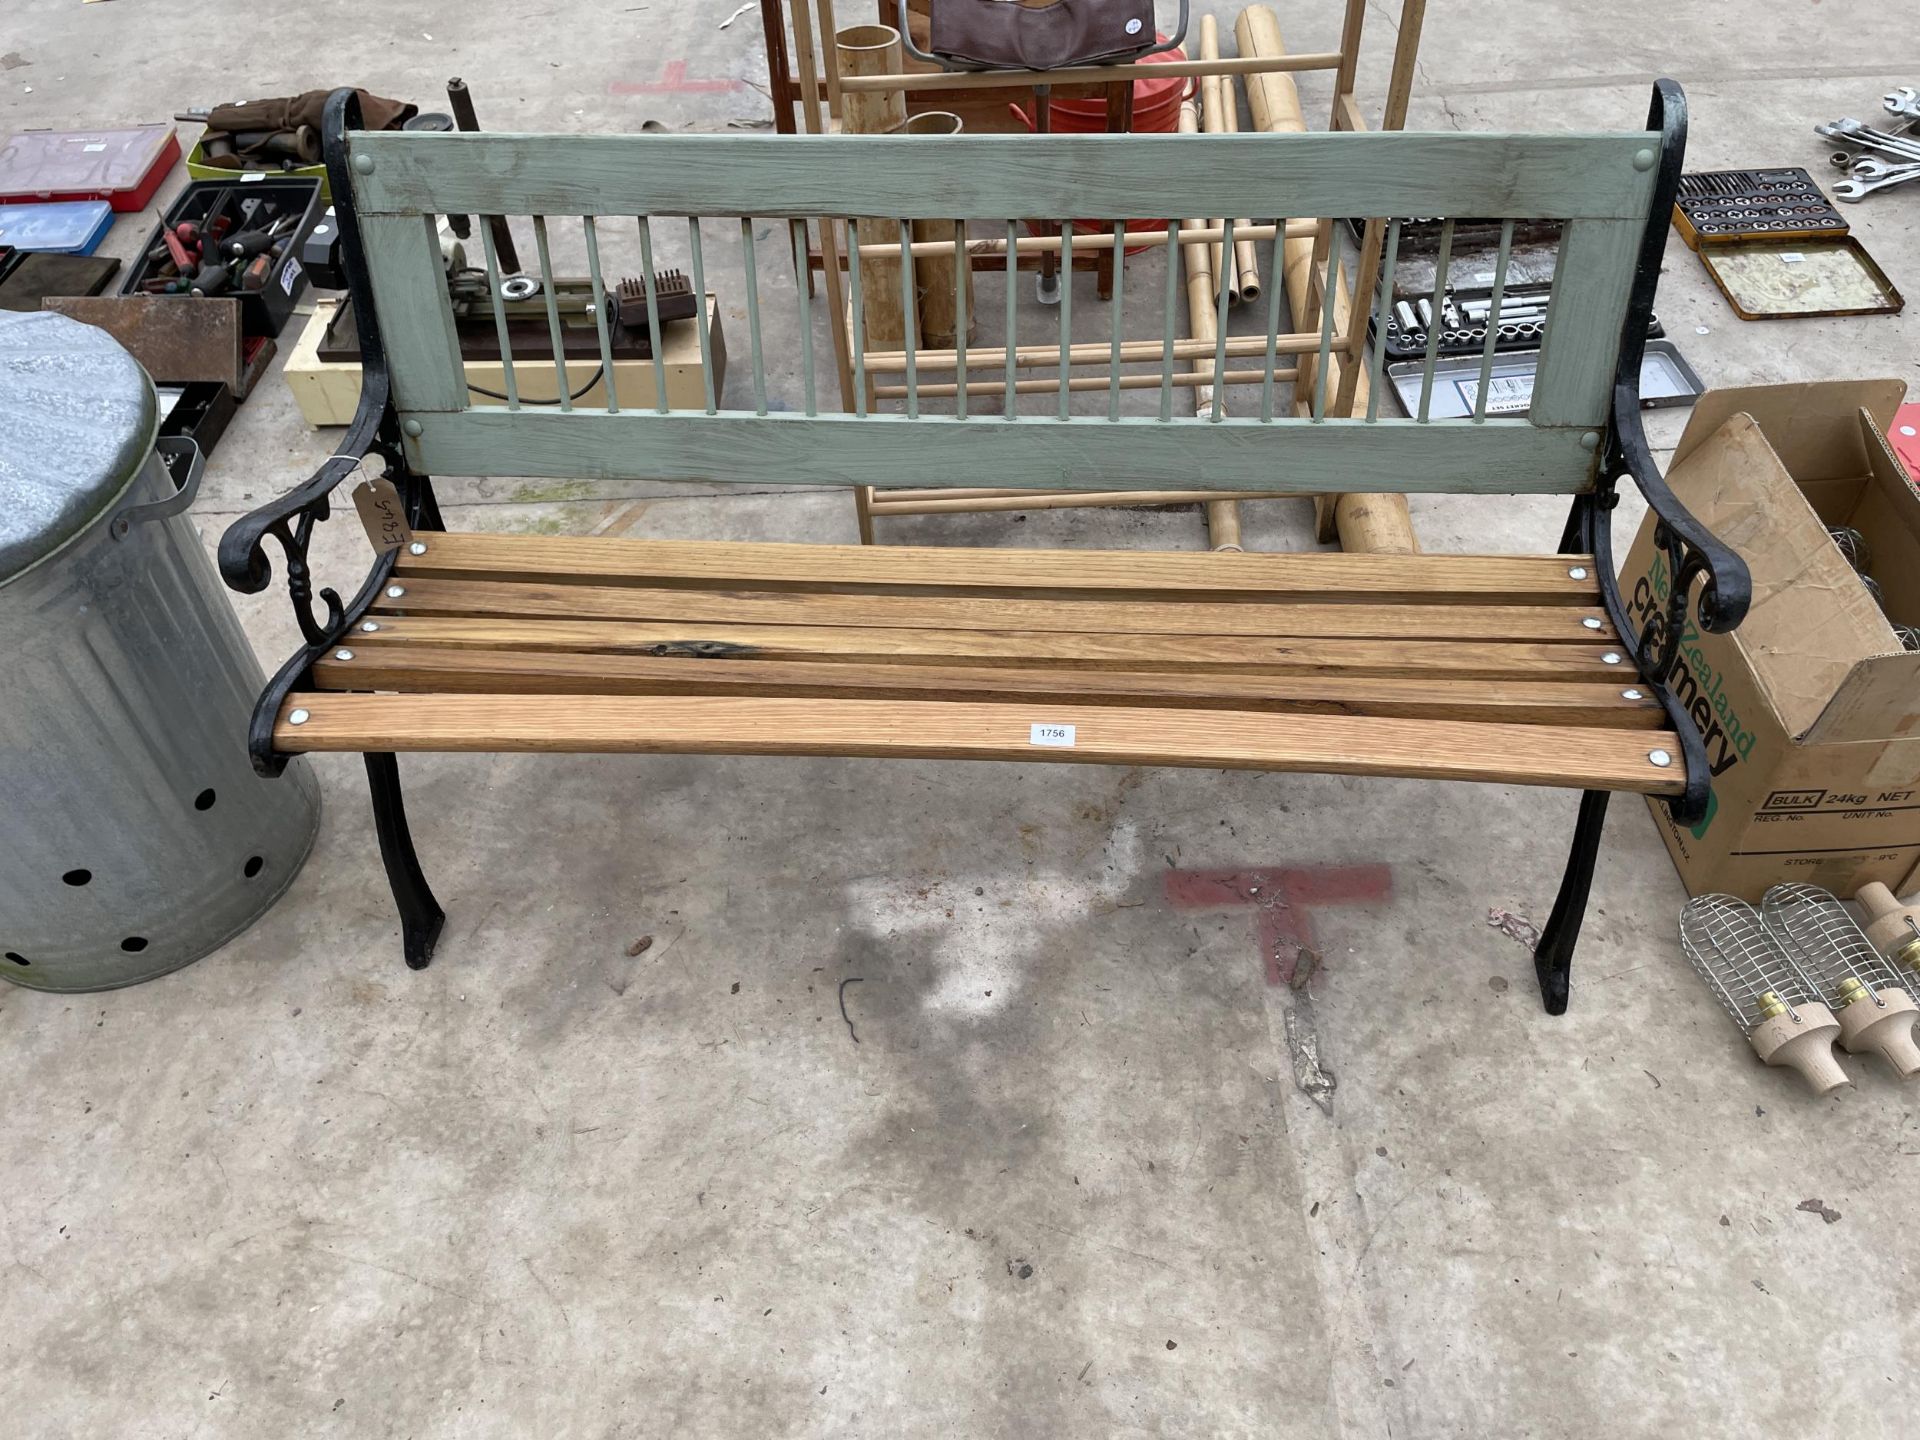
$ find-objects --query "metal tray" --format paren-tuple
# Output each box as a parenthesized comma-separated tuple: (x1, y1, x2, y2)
(1385, 340, 1704, 421)
(1696, 237, 1902, 320)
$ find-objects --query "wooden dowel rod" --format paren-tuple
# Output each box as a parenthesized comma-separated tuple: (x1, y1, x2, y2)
(832, 52, 1344, 93)
(874, 366, 1299, 399)
(866, 490, 1300, 515)
(863, 331, 1326, 375)
(852, 220, 1315, 262)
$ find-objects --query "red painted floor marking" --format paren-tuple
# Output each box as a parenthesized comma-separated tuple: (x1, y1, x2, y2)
(610, 60, 746, 96)
(1165, 864, 1392, 986)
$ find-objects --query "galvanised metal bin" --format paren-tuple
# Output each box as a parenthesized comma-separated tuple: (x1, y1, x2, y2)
(0, 310, 320, 991)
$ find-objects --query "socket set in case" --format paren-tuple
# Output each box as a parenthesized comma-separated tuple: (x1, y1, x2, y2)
(1673, 168, 1849, 248)
(1370, 280, 1664, 364)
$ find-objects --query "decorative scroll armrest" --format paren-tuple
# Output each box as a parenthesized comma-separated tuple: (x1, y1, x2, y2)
(1610, 378, 1751, 664)
(216, 397, 394, 645)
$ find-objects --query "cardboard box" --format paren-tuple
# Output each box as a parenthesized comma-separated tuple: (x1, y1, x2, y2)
(284, 294, 728, 427)
(1620, 380, 1918, 900)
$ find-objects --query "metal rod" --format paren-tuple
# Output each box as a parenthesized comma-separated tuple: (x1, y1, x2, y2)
(868, 488, 1304, 515)
(899, 218, 919, 420)
(1473, 219, 1516, 423)
(1365, 218, 1402, 421)
(740, 217, 768, 416)
(581, 216, 620, 414)
(791, 218, 816, 417)
(1312, 222, 1344, 421)
(1004, 219, 1018, 420)
(1210, 218, 1233, 422)
(686, 217, 717, 415)
(1260, 221, 1287, 422)
(476, 219, 519, 410)
(531, 215, 572, 412)
(1160, 219, 1179, 422)
(1058, 224, 1073, 421)
(1416, 218, 1455, 424)
(954, 218, 969, 421)
(636, 217, 669, 414)
(447, 76, 519, 272)
(847, 217, 867, 418)
(1107, 221, 1127, 422)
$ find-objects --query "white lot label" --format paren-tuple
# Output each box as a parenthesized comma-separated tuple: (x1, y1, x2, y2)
(1780, 252, 1805, 264)
(1455, 373, 1534, 416)
(1030, 723, 1076, 748)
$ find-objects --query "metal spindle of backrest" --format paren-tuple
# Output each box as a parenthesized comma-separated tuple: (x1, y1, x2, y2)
(685, 217, 717, 415)
(1260, 218, 1288, 423)
(476, 221, 519, 410)
(954, 219, 969, 420)
(1312, 222, 1345, 422)
(1365, 218, 1403, 422)
(635, 217, 669, 414)
(846, 218, 868, 418)
(1210, 218, 1233, 422)
(530, 216, 572, 412)
(790, 218, 816, 417)
(1415, 218, 1456, 423)
(1472, 219, 1517, 423)
(738, 217, 768, 417)
(1057, 224, 1072, 422)
(1003, 219, 1017, 420)
(580, 215, 620, 414)
(1107, 221, 1126, 423)
(1158, 219, 1179, 423)
(898, 219, 919, 421)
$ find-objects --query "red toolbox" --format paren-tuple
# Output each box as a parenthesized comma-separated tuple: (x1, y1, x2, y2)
(0, 125, 180, 211)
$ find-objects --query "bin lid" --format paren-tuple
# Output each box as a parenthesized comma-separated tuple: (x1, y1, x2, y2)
(0, 309, 155, 583)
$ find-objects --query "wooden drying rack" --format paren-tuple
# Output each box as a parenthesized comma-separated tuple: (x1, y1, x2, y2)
(757, 0, 1430, 547)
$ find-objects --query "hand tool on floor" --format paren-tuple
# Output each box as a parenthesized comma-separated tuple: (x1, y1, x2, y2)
(1834, 158, 1920, 201)
(1679, 894, 1851, 1096)
(1884, 86, 1920, 126)
(1762, 883, 1920, 1079)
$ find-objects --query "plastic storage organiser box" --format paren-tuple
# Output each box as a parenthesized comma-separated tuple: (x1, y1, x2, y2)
(0, 125, 179, 211)
(0, 201, 113, 255)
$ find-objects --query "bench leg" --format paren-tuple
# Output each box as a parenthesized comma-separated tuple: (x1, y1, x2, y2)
(365, 752, 446, 971)
(1533, 790, 1609, 1015)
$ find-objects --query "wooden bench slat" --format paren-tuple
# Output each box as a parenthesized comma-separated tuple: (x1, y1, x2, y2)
(372, 578, 1617, 643)
(396, 533, 1602, 604)
(350, 616, 1626, 679)
(273, 693, 1686, 795)
(313, 648, 1665, 728)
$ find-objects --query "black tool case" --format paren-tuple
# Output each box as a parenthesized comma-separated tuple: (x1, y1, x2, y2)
(119, 177, 322, 337)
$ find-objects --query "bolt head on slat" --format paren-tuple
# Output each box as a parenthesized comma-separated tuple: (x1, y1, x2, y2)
(403, 419, 423, 438)
(1633, 148, 1657, 171)
(288, 708, 310, 725)
(1568, 566, 1589, 580)
(1602, 652, 1622, 665)
(334, 648, 355, 661)
(361, 621, 380, 632)
(352, 154, 374, 174)
(408, 540, 428, 555)
(387, 585, 406, 598)
(1622, 688, 1644, 700)
(1580, 432, 1600, 451)
(1581, 616, 1603, 630)
(1648, 749, 1672, 767)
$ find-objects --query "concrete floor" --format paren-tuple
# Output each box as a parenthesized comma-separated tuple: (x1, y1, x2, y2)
(5, 2, 1920, 1436)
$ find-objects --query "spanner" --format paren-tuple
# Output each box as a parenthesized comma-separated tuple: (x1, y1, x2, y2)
(1833, 158, 1920, 201)
(1817, 119, 1920, 163)
(1885, 86, 1920, 125)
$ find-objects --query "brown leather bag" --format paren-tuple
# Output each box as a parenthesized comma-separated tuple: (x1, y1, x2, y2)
(927, 0, 1160, 71)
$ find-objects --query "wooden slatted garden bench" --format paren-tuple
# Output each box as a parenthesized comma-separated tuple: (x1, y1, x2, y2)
(220, 83, 1749, 1013)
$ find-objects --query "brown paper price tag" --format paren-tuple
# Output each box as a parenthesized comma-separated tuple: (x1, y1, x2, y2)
(352, 475, 413, 554)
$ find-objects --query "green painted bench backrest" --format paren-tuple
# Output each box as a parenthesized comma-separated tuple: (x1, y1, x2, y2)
(344, 127, 1662, 496)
